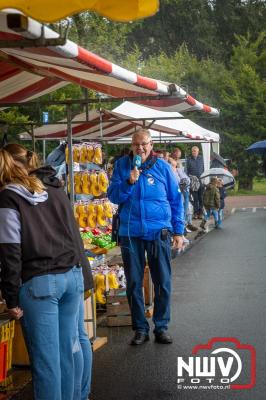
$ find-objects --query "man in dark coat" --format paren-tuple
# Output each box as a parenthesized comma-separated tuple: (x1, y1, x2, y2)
(186, 146, 204, 218)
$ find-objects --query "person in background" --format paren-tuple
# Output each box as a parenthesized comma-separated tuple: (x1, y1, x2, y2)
(200, 177, 220, 231)
(169, 157, 197, 232)
(163, 150, 170, 162)
(155, 149, 164, 159)
(186, 196, 195, 232)
(168, 158, 192, 246)
(176, 160, 198, 233)
(168, 157, 178, 177)
(171, 147, 182, 161)
(0, 144, 93, 400)
(186, 146, 204, 219)
(46, 142, 66, 168)
(108, 129, 184, 346)
(217, 178, 227, 228)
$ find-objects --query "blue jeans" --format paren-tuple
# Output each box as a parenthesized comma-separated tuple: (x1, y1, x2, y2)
(182, 190, 189, 223)
(120, 233, 171, 334)
(218, 208, 224, 226)
(73, 298, 93, 400)
(204, 208, 219, 224)
(19, 266, 84, 400)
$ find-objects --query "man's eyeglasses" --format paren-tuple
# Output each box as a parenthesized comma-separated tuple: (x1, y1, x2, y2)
(132, 141, 151, 148)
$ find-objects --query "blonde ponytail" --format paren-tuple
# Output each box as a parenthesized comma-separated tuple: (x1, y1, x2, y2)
(0, 148, 45, 193)
(26, 150, 41, 170)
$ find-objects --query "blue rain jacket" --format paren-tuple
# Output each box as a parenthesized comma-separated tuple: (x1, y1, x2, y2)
(107, 155, 184, 240)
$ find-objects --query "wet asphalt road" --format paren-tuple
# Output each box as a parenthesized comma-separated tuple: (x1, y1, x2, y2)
(92, 208, 266, 400)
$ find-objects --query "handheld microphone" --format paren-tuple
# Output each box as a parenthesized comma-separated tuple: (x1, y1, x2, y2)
(133, 155, 142, 169)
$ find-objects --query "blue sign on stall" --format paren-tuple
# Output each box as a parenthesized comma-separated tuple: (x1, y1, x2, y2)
(42, 111, 49, 124)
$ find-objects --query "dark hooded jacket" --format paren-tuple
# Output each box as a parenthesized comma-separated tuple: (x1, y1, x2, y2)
(0, 166, 93, 308)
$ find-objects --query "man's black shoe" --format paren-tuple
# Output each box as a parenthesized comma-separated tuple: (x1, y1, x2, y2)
(130, 332, 149, 345)
(154, 331, 173, 344)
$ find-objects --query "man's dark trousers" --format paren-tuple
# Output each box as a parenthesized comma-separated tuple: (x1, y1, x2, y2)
(192, 185, 204, 215)
(120, 233, 171, 334)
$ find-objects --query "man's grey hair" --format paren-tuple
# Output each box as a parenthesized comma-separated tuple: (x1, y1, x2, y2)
(132, 129, 152, 141)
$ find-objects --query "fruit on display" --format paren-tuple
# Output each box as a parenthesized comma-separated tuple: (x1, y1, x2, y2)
(74, 205, 79, 225)
(74, 173, 82, 194)
(81, 172, 91, 195)
(65, 142, 103, 166)
(75, 200, 113, 229)
(96, 203, 108, 227)
(73, 146, 80, 163)
(77, 204, 87, 228)
(95, 274, 106, 304)
(87, 203, 97, 228)
(70, 171, 110, 196)
(80, 231, 94, 240)
(108, 273, 119, 289)
(76, 204, 86, 215)
(90, 173, 102, 197)
(87, 145, 94, 162)
(91, 233, 116, 249)
(93, 145, 102, 164)
(80, 145, 87, 163)
(98, 171, 108, 193)
(79, 212, 88, 228)
(91, 228, 101, 236)
(66, 143, 103, 165)
(103, 201, 113, 218)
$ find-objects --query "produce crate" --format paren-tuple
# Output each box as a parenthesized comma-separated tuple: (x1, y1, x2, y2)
(0, 319, 15, 382)
(12, 321, 30, 366)
(84, 292, 96, 340)
(106, 289, 131, 327)
(0, 342, 7, 382)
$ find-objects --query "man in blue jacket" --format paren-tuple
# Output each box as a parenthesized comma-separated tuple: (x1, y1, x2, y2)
(108, 129, 184, 345)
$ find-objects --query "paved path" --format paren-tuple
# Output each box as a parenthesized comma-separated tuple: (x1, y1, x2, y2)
(92, 205, 266, 400)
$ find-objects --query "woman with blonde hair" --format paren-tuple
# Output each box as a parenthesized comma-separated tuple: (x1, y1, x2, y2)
(0, 144, 93, 400)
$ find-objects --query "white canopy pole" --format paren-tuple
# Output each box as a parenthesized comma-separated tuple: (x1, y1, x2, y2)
(201, 142, 211, 170)
(212, 142, 220, 154)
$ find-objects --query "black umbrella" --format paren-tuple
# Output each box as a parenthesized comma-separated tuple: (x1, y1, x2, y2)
(210, 152, 227, 168)
(246, 140, 266, 156)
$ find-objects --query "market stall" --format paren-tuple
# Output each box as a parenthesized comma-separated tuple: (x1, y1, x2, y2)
(0, 8, 221, 392)
(19, 101, 220, 170)
(0, 10, 219, 115)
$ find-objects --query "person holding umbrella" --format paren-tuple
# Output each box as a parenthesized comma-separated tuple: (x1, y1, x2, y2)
(246, 140, 266, 177)
(246, 140, 266, 156)
(200, 177, 220, 230)
(217, 178, 227, 227)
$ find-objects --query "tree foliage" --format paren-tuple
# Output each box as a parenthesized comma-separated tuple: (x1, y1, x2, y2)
(2, 0, 265, 190)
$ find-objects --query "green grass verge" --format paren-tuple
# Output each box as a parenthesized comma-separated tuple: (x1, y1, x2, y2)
(228, 178, 266, 196)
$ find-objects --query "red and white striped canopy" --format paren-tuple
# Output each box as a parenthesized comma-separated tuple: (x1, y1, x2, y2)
(19, 102, 220, 142)
(0, 10, 219, 115)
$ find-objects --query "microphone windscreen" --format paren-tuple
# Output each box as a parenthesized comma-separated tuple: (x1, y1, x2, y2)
(133, 155, 142, 169)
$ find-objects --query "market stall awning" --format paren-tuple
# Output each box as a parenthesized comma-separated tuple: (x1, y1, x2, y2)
(0, 0, 159, 23)
(19, 102, 220, 143)
(0, 10, 219, 115)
